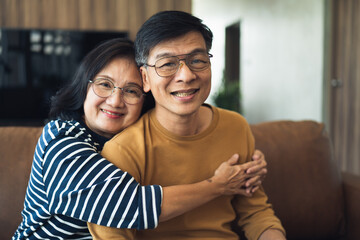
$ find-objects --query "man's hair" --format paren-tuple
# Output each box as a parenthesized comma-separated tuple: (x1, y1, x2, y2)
(134, 10, 213, 67)
(49, 38, 154, 121)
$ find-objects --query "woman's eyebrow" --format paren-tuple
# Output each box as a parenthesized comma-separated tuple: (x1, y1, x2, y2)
(95, 75, 114, 81)
(125, 82, 143, 88)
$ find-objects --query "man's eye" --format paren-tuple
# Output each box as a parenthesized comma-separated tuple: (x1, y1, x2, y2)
(190, 55, 208, 65)
(157, 59, 177, 69)
(191, 59, 206, 64)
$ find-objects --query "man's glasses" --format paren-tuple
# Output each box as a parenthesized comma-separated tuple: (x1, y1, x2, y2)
(145, 52, 213, 77)
(89, 78, 145, 105)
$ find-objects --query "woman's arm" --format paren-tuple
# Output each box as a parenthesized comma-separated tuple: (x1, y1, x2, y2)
(160, 152, 266, 222)
(88, 152, 267, 239)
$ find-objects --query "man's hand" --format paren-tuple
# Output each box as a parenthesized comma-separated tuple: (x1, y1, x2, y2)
(242, 149, 267, 195)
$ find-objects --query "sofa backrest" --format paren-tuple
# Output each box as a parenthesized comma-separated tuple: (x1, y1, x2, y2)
(0, 126, 43, 239)
(250, 120, 345, 240)
(0, 121, 347, 239)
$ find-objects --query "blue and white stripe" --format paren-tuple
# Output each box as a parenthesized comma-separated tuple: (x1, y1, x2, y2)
(13, 120, 162, 239)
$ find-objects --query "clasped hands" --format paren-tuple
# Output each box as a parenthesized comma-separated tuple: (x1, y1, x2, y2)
(211, 150, 267, 197)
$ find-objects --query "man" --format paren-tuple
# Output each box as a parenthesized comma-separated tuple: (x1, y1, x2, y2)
(88, 11, 285, 240)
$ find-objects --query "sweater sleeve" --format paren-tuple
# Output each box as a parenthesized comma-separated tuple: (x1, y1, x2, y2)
(42, 132, 162, 230)
(233, 123, 285, 240)
(87, 131, 148, 239)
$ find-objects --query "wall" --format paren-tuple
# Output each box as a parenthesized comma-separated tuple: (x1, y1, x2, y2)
(193, 0, 325, 124)
(0, 0, 191, 40)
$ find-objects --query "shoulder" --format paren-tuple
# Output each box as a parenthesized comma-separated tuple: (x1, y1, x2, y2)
(110, 112, 149, 143)
(211, 105, 248, 125)
(208, 105, 253, 140)
(43, 119, 88, 140)
(40, 119, 95, 150)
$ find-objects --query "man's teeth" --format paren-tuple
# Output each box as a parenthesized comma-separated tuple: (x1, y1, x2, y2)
(102, 109, 121, 116)
(172, 90, 197, 97)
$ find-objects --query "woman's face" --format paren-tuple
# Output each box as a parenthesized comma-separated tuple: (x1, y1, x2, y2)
(83, 57, 144, 138)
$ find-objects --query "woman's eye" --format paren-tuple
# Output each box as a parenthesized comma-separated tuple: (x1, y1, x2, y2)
(98, 81, 113, 89)
(125, 87, 142, 97)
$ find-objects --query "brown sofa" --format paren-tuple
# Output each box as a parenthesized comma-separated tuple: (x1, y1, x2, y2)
(0, 120, 359, 239)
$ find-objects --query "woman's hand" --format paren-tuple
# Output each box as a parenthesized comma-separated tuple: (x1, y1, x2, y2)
(210, 150, 267, 197)
(210, 154, 254, 197)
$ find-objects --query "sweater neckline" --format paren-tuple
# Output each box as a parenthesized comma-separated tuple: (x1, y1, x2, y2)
(149, 104, 219, 141)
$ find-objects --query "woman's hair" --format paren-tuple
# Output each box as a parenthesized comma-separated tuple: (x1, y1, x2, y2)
(134, 10, 213, 67)
(48, 38, 155, 121)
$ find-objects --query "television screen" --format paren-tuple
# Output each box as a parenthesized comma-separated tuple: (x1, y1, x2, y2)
(0, 28, 127, 126)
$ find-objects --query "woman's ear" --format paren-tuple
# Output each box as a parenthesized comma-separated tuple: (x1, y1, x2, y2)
(140, 66, 151, 93)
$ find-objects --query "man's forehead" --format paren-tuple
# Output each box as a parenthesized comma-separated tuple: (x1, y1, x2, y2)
(148, 32, 207, 59)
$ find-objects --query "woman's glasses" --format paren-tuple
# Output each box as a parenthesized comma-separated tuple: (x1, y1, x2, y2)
(89, 78, 145, 105)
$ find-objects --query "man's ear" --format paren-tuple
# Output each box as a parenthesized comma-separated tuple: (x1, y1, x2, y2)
(140, 66, 151, 93)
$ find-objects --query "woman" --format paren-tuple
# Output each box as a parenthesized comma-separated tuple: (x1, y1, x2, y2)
(13, 38, 266, 239)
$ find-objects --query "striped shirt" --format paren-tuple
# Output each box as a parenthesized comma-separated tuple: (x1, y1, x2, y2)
(12, 120, 162, 239)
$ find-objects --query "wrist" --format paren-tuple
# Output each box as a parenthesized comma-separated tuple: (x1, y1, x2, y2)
(207, 176, 225, 196)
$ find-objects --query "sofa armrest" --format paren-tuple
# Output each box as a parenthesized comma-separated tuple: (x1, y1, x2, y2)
(342, 171, 360, 240)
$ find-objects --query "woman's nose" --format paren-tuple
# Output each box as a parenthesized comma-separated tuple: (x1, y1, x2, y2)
(106, 89, 125, 107)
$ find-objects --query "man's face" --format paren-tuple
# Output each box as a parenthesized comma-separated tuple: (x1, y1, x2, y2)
(140, 31, 211, 119)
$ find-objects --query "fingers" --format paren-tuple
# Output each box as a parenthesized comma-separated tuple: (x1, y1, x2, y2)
(248, 149, 266, 173)
(244, 175, 261, 188)
(246, 162, 267, 175)
(252, 149, 263, 161)
(246, 159, 267, 174)
(226, 153, 239, 165)
(239, 160, 258, 171)
(233, 188, 253, 197)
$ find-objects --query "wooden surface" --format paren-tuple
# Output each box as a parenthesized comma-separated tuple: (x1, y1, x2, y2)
(0, 0, 191, 39)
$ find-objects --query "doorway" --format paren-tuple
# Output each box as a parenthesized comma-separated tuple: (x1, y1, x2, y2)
(330, 0, 360, 175)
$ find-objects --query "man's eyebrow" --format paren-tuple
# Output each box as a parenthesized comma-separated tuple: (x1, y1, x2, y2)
(154, 48, 207, 59)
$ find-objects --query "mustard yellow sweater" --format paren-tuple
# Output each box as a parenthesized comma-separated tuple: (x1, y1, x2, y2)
(88, 105, 284, 240)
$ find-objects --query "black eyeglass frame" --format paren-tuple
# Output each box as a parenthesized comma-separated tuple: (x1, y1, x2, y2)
(144, 52, 213, 77)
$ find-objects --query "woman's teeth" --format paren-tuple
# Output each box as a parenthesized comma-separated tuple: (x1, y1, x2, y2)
(101, 109, 121, 116)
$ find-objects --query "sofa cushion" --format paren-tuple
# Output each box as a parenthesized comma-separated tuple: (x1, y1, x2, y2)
(251, 120, 345, 240)
(0, 126, 43, 239)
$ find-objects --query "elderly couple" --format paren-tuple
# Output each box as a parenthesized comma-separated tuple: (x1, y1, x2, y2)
(13, 11, 285, 240)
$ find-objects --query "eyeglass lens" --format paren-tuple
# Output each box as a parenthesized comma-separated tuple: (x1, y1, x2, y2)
(91, 78, 143, 104)
(155, 53, 211, 77)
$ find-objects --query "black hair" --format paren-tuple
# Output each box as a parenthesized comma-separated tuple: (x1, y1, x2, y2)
(134, 10, 213, 67)
(48, 38, 155, 121)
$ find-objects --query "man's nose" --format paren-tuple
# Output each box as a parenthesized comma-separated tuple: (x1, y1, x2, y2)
(175, 61, 196, 82)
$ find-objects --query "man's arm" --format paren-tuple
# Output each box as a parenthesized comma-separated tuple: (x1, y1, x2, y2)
(234, 124, 286, 240)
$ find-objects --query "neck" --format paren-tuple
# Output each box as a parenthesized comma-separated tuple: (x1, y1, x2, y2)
(154, 105, 213, 136)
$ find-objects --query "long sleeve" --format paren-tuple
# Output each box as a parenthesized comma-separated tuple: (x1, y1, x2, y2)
(42, 133, 162, 229)
(233, 123, 285, 240)
(13, 120, 162, 240)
